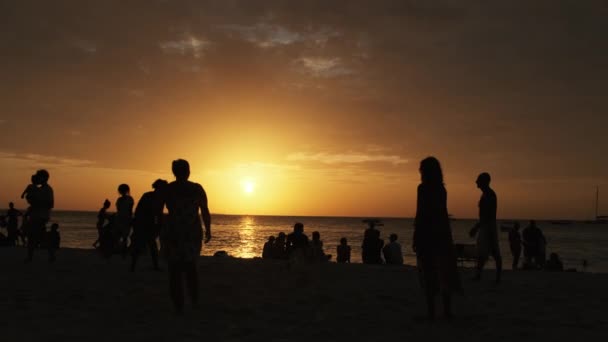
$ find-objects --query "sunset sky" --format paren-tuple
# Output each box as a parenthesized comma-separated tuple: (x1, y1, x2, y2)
(1, 1, 607, 219)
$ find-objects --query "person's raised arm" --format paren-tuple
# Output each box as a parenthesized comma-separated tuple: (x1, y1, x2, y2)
(200, 187, 211, 243)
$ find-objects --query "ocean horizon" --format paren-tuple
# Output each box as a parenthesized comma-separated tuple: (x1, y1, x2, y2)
(7, 208, 602, 221)
(3, 210, 604, 273)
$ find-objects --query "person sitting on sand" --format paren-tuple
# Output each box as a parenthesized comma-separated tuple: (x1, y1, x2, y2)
(93, 199, 111, 249)
(161, 159, 211, 314)
(286, 223, 309, 265)
(130, 179, 167, 272)
(263, 236, 275, 259)
(362, 224, 384, 264)
(413, 157, 461, 319)
(115, 184, 134, 257)
(469, 172, 502, 283)
(509, 222, 522, 270)
(337, 237, 351, 263)
(383, 233, 404, 265)
(310, 231, 331, 262)
(545, 252, 564, 272)
(47, 223, 60, 263)
(273, 232, 287, 259)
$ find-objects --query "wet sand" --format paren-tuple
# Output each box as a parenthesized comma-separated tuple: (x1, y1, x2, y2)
(1, 247, 606, 341)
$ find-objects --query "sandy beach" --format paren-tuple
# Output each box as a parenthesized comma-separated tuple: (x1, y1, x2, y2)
(1, 247, 606, 342)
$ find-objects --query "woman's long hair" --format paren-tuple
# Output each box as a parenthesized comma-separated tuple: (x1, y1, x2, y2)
(419, 156, 444, 185)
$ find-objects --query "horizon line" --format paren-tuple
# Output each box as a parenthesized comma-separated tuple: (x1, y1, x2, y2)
(1, 208, 596, 222)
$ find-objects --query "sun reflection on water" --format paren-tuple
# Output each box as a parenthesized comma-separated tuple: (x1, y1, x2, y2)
(235, 216, 258, 258)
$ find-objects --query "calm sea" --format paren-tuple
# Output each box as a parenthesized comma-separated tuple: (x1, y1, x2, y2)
(20, 211, 608, 273)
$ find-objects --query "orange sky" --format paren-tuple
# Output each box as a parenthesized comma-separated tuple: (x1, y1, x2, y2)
(1, 1, 607, 219)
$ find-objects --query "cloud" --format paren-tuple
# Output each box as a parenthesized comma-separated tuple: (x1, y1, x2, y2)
(137, 61, 151, 75)
(0, 151, 169, 179)
(234, 162, 300, 171)
(218, 23, 340, 48)
(306, 28, 342, 47)
(159, 34, 210, 58)
(176, 64, 203, 73)
(205, 162, 300, 177)
(503, 176, 608, 186)
(0, 152, 96, 168)
(286, 152, 408, 165)
(295, 57, 353, 78)
(126, 89, 145, 98)
(219, 23, 300, 47)
(72, 39, 97, 54)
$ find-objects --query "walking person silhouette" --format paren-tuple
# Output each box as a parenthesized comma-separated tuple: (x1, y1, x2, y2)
(161, 159, 211, 314)
(469, 172, 502, 283)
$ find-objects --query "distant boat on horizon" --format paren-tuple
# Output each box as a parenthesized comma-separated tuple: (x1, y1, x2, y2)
(550, 220, 574, 225)
(584, 186, 607, 224)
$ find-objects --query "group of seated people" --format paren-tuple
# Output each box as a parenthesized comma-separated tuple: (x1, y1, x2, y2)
(262, 221, 405, 265)
(262, 223, 332, 262)
(509, 220, 552, 270)
(521, 220, 548, 269)
(361, 223, 404, 265)
(510, 220, 568, 271)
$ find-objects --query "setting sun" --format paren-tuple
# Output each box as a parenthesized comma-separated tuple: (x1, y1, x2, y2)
(242, 179, 256, 194)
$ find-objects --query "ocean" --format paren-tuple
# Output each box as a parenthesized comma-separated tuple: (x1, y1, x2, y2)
(18, 211, 608, 273)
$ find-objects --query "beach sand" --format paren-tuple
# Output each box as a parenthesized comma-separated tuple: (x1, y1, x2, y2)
(1, 247, 606, 342)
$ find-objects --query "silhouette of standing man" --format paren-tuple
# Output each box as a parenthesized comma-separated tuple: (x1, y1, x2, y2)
(161, 159, 211, 314)
(470, 172, 502, 283)
(25, 169, 54, 263)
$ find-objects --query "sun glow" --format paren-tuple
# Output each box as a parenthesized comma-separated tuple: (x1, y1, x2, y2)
(242, 179, 256, 194)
